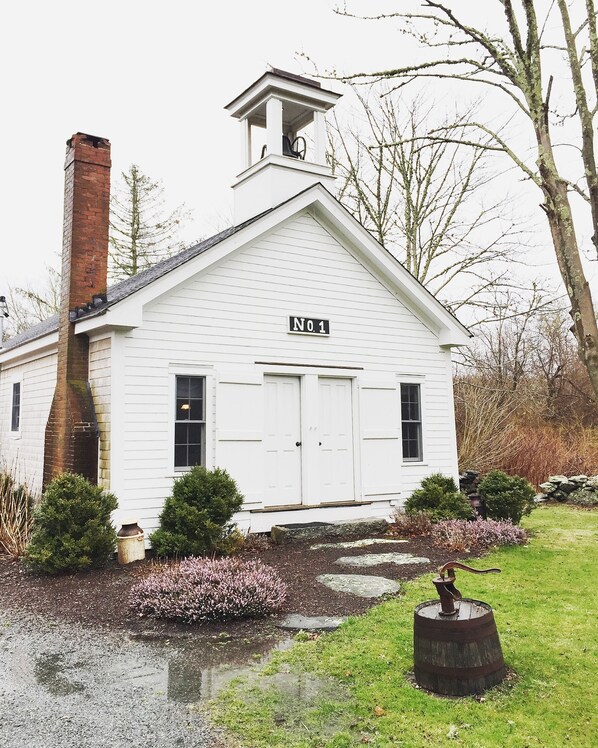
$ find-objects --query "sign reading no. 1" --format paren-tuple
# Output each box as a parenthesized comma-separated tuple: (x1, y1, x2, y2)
(288, 316, 330, 336)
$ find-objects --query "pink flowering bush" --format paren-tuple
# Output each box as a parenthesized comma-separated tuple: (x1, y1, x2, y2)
(431, 517, 528, 552)
(130, 556, 287, 623)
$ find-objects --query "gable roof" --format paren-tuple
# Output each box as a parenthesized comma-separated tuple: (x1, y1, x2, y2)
(2, 184, 471, 354)
(1, 206, 275, 352)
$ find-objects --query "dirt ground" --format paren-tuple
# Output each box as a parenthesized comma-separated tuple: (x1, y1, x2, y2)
(0, 532, 470, 636)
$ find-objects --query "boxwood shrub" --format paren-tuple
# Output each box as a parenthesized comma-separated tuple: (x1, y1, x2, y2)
(150, 466, 244, 557)
(23, 473, 117, 574)
(478, 470, 535, 523)
(404, 473, 474, 522)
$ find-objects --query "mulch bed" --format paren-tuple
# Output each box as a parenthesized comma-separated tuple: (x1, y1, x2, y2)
(0, 533, 474, 637)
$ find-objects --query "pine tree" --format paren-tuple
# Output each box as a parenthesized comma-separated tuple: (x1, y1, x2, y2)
(109, 164, 190, 281)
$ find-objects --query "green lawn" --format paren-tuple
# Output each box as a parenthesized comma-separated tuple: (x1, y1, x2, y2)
(211, 506, 598, 747)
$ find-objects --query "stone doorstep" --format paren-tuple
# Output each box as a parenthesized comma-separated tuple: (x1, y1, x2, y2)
(271, 518, 389, 544)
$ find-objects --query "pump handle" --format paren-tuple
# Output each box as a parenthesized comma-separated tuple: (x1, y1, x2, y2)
(438, 561, 501, 579)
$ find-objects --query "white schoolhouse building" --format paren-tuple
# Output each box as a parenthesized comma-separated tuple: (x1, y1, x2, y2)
(0, 70, 470, 534)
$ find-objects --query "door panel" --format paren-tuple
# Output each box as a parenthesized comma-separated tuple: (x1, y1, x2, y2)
(318, 378, 354, 502)
(263, 375, 302, 506)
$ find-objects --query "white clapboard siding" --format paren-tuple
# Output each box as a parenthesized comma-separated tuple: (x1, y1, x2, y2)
(0, 352, 57, 496)
(89, 337, 111, 488)
(111, 211, 458, 530)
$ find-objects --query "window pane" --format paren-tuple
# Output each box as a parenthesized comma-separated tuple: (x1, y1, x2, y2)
(176, 397, 191, 420)
(177, 377, 190, 398)
(402, 422, 421, 460)
(187, 442, 201, 466)
(401, 384, 420, 421)
(174, 444, 187, 468)
(11, 383, 20, 432)
(189, 398, 204, 421)
(188, 423, 202, 443)
(189, 378, 203, 398)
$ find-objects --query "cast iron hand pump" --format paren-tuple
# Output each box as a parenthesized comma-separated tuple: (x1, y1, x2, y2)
(432, 562, 501, 616)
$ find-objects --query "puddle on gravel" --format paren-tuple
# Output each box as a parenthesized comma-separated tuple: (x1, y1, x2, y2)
(3, 629, 296, 705)
(34, 653, 86, 696)
(154, 634, 296, 703)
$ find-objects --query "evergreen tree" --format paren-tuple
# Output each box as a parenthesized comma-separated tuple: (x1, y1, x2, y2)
(109, 164, 191, 281)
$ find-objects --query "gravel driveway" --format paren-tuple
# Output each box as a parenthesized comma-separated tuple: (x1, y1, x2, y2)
(0, 612, 222, 748)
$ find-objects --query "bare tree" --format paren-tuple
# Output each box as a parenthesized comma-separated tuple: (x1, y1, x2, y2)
(329, 91, 530, 315)
(109, 164, 191, 281)
(3, 266, 60, 338)
(333, 1, 598, 400)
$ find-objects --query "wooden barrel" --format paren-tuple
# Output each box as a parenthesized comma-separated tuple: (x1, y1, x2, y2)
(413, 599, 506, 696)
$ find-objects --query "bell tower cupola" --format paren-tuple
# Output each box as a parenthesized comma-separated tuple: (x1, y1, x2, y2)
(225, 68, 342, 224)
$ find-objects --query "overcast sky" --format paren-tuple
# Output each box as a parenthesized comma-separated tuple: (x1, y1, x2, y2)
(1, 1, 593, 304)
(1, 1, 401, 289)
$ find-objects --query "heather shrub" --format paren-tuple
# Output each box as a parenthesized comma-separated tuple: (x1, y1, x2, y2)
(478, 470, 536, 523)
(150, 466, 244, 557)
(23, 473, 117, 574)
(0, 469, 36, 559)
(130, 556, 287, 623)
(404, 473, 474, 522)
(390, 510, 433, 537)
(431, 517, 528, 552)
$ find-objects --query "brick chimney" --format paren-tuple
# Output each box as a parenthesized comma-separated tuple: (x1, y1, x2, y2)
(43, 133, 111, 487)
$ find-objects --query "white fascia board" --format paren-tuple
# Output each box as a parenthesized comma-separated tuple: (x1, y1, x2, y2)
(74, 310, 142, 336)
(305, 191, 472, 347)
(0, 332, 58, 367)
(226, 76, 340, 119)
(73, 184, 472, 347)
(72, 193, 325, 335)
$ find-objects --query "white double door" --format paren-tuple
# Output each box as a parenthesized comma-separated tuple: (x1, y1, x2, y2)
(263, 375, 355, 507)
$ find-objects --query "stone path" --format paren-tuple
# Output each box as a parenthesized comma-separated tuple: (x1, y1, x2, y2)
(335, 552, 429, 568)
(316, 574, 400, 598)
(311, 537, 427, 601)
(277, 614, 347, 631)
(310, 538, 407, 550)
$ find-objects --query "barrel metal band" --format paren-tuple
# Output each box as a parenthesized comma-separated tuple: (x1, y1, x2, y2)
(414, 659, 506, 678)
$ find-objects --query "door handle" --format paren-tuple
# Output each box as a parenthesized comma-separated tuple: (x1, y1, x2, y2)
(296, 441, 301, 447)
(319, 442, 322, 446)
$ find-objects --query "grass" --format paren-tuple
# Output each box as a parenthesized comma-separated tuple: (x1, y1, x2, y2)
(210, 506, 598, 747)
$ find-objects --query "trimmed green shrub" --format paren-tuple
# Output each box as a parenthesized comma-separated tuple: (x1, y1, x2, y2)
(150, 466, 244, 557)
(478, 470, 536, 523)
(23, 473, 117, 574)
(404, 473, 474, 522)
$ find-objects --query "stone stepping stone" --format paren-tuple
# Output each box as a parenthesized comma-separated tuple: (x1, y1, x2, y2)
(310, 538, 407, 550)
(317, 574, 400, 598)
(277, 614, 347, 632)
(335, 552, 430, 568)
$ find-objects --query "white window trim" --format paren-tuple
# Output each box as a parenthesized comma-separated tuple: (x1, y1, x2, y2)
(398, 375, 426, 465)
(9, 375, 23, 440)
(167, 366, 214, 477)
